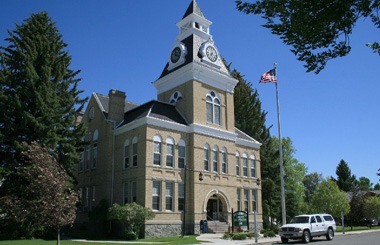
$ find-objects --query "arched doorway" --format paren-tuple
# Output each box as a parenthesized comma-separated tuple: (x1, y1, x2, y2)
(206, 194, 227, 222)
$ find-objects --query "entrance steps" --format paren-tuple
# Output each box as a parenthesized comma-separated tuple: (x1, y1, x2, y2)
(206, 220, 229, 233)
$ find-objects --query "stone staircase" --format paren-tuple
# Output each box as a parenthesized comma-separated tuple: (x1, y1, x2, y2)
(206, 220, 229, 233)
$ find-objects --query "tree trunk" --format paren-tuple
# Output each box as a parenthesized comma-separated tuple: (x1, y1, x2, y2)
(57, 228, 60, 245)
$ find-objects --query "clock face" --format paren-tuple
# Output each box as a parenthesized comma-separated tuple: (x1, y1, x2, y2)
(206, 46, 218, 62)
(170, 47, 181, 63)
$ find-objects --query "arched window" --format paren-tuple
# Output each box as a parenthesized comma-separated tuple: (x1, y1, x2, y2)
(178, 139, 186, 169)
(166, 137, 175, 167)
(153, 135, 162, 166)
(250, 154, 256, 178)
(242, 153, 248, 177)
(221, 147, 228, 174)
(204, 144, 210, 171)
(213, 145, 219, 172)
(206, 91, 221, 125)
(132, 136, 138, 167)
(236, 152, 240, 176)
(124, 139, 130, 169)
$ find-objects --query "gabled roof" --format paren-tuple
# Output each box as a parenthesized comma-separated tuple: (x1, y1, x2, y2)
(120, 100, 188, 127)
(182, 0, 205, 19)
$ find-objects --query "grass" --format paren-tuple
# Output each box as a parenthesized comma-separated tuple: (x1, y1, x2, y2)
(337, 225, 380, 232)
(0, 235, 204, 245)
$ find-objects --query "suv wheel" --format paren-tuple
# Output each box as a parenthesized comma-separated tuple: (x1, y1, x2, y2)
(302, 230, 311, 243)
(326, 228, 334, 240)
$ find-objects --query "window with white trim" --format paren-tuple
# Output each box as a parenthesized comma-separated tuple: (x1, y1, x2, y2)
(213, 146, 219, 172)
(236, 152, 240, 176)
(79, 151, 84, 172)
(124, 140, 130, 169)
(86, 146, 90, 170)
(131, 181, 137, 203)
(178, 183, 185, 211)
(237, 188, 241, 210)
(242, 153, 248, 177)
(206, 91, 221, 125)
(204, 144, 210, 171)
(92, 143, 97, 168)
(244, 189, 249, 212)
(132, 137, 138, 167)
(152, 181, 161, 211)
(178, 140, 186, 169)
(153, 135, 162, 166)
(166, 138, 174, 167)
(252, 189, 258, 212)
(222, 148, 227, 174)
(166, 182, 174, 211)
(250, 154, 256, 178)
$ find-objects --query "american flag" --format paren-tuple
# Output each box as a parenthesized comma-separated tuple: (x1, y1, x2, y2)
(259, 69, 277, 83)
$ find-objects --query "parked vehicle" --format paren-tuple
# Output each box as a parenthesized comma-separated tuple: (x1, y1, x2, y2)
(279, 214, 336, 243)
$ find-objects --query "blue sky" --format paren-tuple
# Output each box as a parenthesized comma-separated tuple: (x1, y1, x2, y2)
(1, 0, 379, 186)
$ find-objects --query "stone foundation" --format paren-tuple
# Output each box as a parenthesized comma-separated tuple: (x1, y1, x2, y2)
(145, 223, 182, 238)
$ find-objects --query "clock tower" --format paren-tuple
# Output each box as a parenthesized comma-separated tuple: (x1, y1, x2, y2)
(153, 0, 238, 133)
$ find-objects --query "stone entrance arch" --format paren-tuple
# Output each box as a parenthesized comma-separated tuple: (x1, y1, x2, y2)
(202, 189, 231, 222)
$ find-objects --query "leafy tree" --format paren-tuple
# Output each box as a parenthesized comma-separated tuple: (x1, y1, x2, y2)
(236, 0, 380, 73)
(108, 203, 155, 240)
(374, 183, 380, 190)
(363, 196, 380, 227)
(303, 172, 322, 204)
(0, 11, 87, 173)
(310, 179, 350, 218)
(0, 142, 78, 243)
(333, 159, 357, 192)
(231, 68, 279, 228)
(272, 137, 307, 221)
(358, 176, 373, 191)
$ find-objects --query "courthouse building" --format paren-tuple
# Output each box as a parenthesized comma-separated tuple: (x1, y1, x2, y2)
(75, 0, 262, 238)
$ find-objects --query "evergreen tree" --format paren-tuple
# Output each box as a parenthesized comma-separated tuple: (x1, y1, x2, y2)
(231, 68, 280, 228)
(333, 159, 357, 192)
(303, 172, 322, 204)
(358, 176, 373, 191)
(0, 12, 87, 173)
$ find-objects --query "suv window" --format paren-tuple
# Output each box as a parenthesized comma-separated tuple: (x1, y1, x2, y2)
(323, 215, 333, 221)
(310, 216, 316, 223)
(316, 215, 322, 222)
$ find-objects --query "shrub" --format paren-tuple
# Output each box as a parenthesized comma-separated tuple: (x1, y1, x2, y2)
(232, 233, 247, 240)
(223, 233, 232, 239)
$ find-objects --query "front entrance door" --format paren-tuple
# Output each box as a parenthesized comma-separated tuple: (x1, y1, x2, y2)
(206, 197, 223, 221)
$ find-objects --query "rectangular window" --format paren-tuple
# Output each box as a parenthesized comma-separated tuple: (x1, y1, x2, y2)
(85, 187, 89, 207)
(206, 101, 213, 123)
(131, 181, 137, 203)
(178, 183, 185, 211)
(243, 157, 248, 177)
(244, 189, 249, 212)
(123, 182, 129, 204)
(152, 181, 161, 211)
(86, 146, 91, 170)
(166, 182, 173, 211)
(79, 152, 84, 172)
(166, 143, 174, 167)
(204, 148, 209, 171)
(153, 141, 161, 166)
(252, 189, 257, 212)
(92, 144, 97, 168)
(132, 142, 138, 167)
(178, 145, 185, 169)
(236, 156, 240, 176)
(214, 104, 221, 125)
(92, 186, 96, 203)
(124, 144, 130, 168)
(237, 189, 241, 210)
(222, 151, 227, 174)
(213, 149, 218, 172)
(250, 158, 256, 178)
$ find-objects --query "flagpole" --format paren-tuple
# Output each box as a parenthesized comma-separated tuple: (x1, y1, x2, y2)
(274, 63, 287, 225)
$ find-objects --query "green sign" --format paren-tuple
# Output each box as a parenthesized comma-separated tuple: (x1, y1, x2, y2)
(233, 211, 247, 226)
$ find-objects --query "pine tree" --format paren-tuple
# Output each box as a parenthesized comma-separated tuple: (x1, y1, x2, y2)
(0, 12, 87, 173)
(231, 68, 280, 228)
(334, 159, 357, 192)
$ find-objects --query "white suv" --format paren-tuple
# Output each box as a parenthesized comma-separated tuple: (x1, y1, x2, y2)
(279, 214, 336, 243)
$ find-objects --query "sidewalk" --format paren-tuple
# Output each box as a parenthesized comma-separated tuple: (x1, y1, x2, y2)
(197, 233, 280, 245)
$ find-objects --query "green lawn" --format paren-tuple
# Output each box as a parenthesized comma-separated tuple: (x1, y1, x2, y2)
(0, 235, 204, 245)
(337, 226, 380, 232)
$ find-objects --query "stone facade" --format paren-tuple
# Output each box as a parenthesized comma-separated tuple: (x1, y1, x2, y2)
(74, 0, 263, 238)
